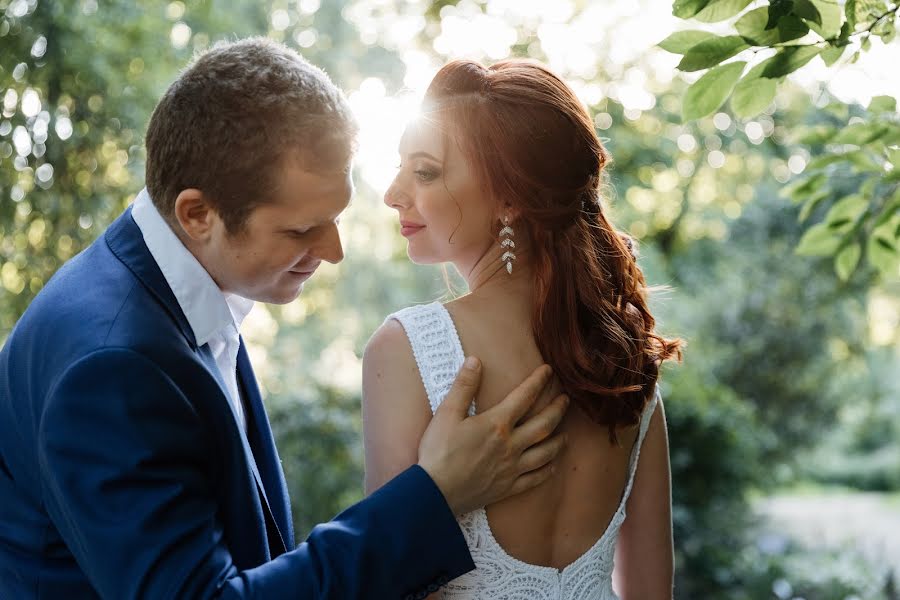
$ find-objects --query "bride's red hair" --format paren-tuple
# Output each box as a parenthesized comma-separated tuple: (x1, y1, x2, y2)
(423, 59, 682, 441)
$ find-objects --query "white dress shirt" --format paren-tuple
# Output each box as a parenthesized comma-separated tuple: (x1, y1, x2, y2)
(131, 188, 254, 432)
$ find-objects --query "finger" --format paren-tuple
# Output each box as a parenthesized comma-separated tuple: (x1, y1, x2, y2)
(486, 364, 554, 425)
(507, 462, 556, 497)
(517, 432, 566, 474)
(510, 394, 568, 452)
(438, 356, 483, 419)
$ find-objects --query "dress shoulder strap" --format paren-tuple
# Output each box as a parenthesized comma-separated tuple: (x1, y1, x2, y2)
(386, 302, 470, 416)
(620, 386, 661, 504)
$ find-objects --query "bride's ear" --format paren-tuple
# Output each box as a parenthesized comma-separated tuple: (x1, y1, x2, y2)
(173, 188, 218, 242)
(496, 202, 522, 224)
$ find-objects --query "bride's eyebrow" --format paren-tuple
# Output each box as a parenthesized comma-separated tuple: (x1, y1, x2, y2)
(407, 151, 442, 163)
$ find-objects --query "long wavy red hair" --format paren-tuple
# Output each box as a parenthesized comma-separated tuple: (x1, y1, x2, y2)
(423, 59, 682, 442)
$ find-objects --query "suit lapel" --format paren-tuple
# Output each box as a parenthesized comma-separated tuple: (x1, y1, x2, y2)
(104, 207, 195, 347)
(105, 206, 288, 556)
(236, 340, 295, 549)
(196, 343, 288, 556)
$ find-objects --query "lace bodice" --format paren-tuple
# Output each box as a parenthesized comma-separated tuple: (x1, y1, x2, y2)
(388, 302, 660, 600)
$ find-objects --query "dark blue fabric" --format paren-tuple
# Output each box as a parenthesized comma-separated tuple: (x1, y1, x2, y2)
(0, 207, 475, 599)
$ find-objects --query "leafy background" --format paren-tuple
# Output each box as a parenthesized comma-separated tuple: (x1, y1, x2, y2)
(1, 0, 898, 597)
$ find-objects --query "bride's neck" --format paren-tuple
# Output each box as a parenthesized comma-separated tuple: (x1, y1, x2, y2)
(454, 248, 536, 312)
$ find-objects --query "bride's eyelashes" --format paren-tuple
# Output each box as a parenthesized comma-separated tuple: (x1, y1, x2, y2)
(396, 161, 441, 184)
(414, 168, 439, 183)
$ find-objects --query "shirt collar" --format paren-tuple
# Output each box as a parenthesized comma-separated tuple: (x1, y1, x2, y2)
(131, 188, 254, 346)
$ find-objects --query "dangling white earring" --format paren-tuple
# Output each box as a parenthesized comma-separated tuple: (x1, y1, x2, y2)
(500, 215, 516, 275)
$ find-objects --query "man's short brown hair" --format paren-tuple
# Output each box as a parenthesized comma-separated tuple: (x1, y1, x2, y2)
(145, 37, 358, 233)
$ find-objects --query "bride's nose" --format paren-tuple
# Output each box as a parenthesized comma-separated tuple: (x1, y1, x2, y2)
(383, 176, 409, 210)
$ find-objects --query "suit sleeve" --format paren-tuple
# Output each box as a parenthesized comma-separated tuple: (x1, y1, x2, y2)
(38, 348, 474, 599)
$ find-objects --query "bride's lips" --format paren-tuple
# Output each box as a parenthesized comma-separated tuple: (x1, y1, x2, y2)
(400, 220, 425, 237)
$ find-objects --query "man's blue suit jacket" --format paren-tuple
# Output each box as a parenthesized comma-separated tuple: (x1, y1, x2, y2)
(0, 208, 475, 599)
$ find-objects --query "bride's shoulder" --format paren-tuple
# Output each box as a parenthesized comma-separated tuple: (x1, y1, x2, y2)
(363, 302, 439, 369)
(363, 317, 412, 365)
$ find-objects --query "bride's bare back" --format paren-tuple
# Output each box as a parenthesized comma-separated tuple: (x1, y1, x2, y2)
(444, 294, 639, 570)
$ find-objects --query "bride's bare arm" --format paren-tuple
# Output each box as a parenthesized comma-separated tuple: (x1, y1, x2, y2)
(362, 320, 433, 495)
(612, 396, 675, 600)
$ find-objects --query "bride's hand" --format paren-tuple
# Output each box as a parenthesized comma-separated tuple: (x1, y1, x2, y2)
(417, 359, 569, 516)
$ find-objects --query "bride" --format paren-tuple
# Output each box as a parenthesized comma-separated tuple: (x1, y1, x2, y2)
(362, 58, 682, 599)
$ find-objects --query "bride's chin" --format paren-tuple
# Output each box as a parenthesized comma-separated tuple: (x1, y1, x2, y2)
(406, 249, 440, 265)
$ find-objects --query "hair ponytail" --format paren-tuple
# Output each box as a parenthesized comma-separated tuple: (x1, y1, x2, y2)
(425, 59, 682, 440)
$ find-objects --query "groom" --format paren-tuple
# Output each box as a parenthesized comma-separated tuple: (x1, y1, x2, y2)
(0, 38, 569, 599)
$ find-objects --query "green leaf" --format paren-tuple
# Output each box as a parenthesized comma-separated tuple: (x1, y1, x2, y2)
(844, 150, 883, 173)
(845, 0, 857, 31)
(767, 0, 796, 29)
(808, 0, 842, 37)
(794, 124, 836, 144)
(868, 95, 897, 113)
(821, 44, 846, 66)
(854, 0, 885, 30)
(825, 194, 868, 227)
(682, 61, 746, 120)
(796, 222, 843, 255)
(736, 7, 811, 44)
(777, 16, 812, 41)
(867, 231, 899, 276)
(799, 189, 830, 221)
(805, 153, 846, 170)
(737, 7, 783, 44)
(732, 74, 777, 118)
(730, 57, 780, 118)
(678, 36, 750, 71)
(881, 123, 900, 145)
(834, 242, 861, 280)
(793, 0, 823, 24)
(693, 0, 755, 23)
(888, 147, 900, 168)
(658, 30, 719, 53)
(874, 190, 900, 226)
(761, 46, 824, 77)
(674, 0, 714, 18)
(875, 18, 897, 44)
(780, 172, 827, 201)
(832, 122, 889, 145)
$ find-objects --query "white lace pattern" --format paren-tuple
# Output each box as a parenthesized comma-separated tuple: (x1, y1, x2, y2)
(389, 302, 660, 600)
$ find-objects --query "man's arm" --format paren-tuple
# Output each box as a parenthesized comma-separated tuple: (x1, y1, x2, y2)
(38, 348, 473, 599)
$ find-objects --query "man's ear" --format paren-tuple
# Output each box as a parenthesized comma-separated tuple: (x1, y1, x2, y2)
(173, 188, 217, 242)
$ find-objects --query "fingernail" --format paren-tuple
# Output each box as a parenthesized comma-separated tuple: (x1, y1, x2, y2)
(464, 356, 480, 371)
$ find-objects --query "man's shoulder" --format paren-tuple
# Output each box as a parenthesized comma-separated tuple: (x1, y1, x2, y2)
(8, 231, 183, 364)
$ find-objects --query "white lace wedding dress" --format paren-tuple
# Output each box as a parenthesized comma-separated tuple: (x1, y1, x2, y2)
(389, 302, 660, 600)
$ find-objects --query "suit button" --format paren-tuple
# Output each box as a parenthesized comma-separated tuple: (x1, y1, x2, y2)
(415, 591, 428, 600)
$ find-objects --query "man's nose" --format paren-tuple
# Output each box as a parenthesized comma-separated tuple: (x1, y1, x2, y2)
(312, 223, 344, 265)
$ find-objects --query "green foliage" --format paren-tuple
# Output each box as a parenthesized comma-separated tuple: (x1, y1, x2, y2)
(677, 35, 749, 71)
(730, 58, 779, 117)
(662, 0, 900, 280)
(787, 102, 900, 280)
(658, 29, 718, 53)
(682, 61, 746, 120)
